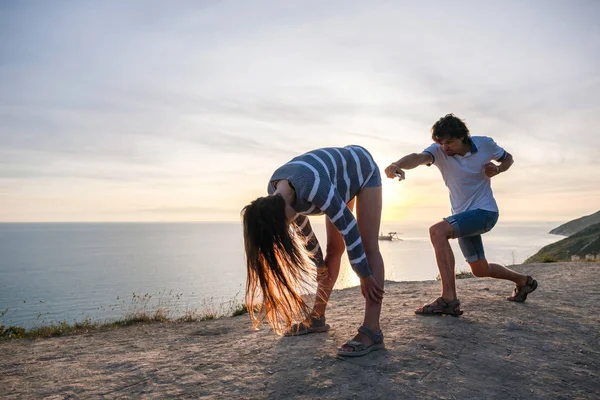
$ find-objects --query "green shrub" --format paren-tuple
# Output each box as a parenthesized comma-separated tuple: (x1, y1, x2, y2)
(539, 253, 558, 263)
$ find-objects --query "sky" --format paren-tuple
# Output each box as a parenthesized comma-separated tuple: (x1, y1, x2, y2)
(1, 0, 599, 223)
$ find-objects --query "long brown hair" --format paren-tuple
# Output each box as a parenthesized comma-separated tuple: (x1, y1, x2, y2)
(241, 194, 314, 334)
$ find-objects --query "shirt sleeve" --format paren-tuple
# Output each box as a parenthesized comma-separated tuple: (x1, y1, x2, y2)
(484, 137, 507, 161)
(294, 215, 325, 268)
(422, 143, 441, 165)
(310, 185, 372, 278)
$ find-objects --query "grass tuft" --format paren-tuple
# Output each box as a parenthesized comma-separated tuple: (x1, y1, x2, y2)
(1, 288, 252, 341)
(231, 303, 248, 317)
(200, 313, 217, 321)
(1, 319, 98, 340)
(436, 269, 474, 281)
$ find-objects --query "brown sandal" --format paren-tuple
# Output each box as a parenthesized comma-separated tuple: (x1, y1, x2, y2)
(507, 276, 538, 303)
(415, 297, 463, 317)
(283, 316, 330, 336)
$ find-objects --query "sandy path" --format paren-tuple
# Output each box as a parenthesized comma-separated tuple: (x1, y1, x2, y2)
(1, 262, 599, 399)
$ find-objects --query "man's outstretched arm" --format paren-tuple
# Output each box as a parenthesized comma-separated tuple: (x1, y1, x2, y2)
(384, 152, 433, 180)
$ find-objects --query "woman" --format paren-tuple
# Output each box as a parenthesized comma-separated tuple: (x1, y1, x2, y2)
(241, 145, 386, 357)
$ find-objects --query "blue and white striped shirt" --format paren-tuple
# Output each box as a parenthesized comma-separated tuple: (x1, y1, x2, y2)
(267, 145, 379, 278)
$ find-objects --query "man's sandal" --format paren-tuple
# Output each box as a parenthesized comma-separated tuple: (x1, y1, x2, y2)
(337, 325, 385, 357)
(507, 276, 538, 303)
(283, 316, 330, 336)
(415, 297, 464, 317)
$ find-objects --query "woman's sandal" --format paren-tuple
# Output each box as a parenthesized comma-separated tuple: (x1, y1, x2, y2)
(415, 297, 464, 317)
(283, 316, 330, 336)
(337, 325, 385, 357)
(507, 276, 538, 303)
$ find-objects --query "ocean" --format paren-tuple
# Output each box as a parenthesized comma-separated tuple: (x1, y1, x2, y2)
(0, 221, 559, 328)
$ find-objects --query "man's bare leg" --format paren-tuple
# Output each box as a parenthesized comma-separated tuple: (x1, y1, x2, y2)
(426, 220, 457, 304)
(469, 259, 528, 286)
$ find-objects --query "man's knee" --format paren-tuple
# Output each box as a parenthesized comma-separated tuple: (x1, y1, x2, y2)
(429, 221, 453, 241)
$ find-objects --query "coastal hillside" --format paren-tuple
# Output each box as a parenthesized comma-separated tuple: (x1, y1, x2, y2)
(549, 210, 600, 236)
(526, 222, 600, 263)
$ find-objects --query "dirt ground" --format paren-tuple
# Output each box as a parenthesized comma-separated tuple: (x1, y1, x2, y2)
(1, 262, 599, 399)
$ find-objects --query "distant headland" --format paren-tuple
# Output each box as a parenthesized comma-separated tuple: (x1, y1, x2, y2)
(526, 210, 600, 263)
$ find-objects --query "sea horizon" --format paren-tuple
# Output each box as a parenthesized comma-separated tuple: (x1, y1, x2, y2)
(1, 220, 561, 329)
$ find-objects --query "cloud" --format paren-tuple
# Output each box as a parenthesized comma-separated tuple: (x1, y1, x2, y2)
(1, 1, 599, 221)
(127, 205, 235, 215)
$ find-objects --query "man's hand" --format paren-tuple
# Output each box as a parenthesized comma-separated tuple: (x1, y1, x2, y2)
(484, 162, 500, 178)
(360, 275, 385, 304)
(384, 163, 405, 181)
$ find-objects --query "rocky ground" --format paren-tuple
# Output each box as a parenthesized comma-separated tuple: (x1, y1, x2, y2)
(1, 262, 599, 399)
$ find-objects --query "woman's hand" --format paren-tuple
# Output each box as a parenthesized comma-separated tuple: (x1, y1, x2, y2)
(360, 275, 385, 304)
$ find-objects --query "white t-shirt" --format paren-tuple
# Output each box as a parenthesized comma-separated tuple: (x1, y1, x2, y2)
(423, 136, 507, 214)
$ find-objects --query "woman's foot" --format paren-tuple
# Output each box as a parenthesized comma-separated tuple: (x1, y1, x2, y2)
(283, 315, 330, 336)
(338, 331, 371, 352)
(337, 325, 384, 357)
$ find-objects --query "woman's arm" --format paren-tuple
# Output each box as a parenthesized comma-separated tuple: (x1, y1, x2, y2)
(311, 188, 372, 278)
(294, 215, 325, 267)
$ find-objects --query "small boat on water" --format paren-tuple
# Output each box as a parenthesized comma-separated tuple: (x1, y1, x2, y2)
(378, 231, 401, 241)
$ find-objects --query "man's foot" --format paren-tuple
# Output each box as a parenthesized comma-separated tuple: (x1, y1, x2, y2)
(337, 325, 385, 357)
(415, 297, 463, 317)
(507, 276, 538, 302)
(283, 315, 330, 336)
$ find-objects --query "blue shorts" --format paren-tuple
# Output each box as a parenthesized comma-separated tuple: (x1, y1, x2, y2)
(444, 209, 499, 263)
(361, 164, 382, 189)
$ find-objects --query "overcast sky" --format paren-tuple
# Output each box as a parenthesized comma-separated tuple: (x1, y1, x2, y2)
(1, 0, 599, 223)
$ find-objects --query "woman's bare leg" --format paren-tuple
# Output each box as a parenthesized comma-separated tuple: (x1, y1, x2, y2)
(311, 199, 354, 318)
(339, 186, 384, 350)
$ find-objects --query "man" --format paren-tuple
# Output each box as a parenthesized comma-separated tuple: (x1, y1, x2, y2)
(385, 114, 537, 316)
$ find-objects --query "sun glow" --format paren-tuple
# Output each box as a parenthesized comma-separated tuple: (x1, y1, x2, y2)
(333, 259, 362, 289)
(382, 177, 411, 222)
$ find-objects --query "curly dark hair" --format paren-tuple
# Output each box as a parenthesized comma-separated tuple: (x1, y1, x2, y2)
(431, 114, 470, 144)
